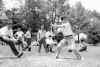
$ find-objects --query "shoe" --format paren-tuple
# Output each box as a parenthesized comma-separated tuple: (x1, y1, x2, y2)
(17, 52, 23, 58)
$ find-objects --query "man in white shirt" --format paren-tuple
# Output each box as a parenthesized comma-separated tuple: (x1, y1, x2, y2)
(37, 25, 47, 53)
(0, 25, 23, 58)
(37, 26, 46, 41)
(52, 19, 82, 60)
(0, 25, 15, 41)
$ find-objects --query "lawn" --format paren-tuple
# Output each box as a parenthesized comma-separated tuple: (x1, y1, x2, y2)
(0, 45, 100, 67)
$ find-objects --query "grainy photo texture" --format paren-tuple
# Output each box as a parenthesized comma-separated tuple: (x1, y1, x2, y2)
(0, 0, 100, 67)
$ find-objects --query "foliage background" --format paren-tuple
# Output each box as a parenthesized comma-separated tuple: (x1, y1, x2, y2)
(1, 0, 100, 44)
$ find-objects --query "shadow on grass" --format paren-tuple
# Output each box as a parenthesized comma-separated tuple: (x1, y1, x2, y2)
(0, 56, 18, 65)
(0, 56, 18, 60)
(63, 57, 73, 59)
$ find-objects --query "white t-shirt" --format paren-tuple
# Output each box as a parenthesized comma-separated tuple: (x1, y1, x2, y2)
(37, 30, 46, 40)
(61, 22, 73, 36)
(45, 38, 54, 45)
(25, 31, 31, 38)
(0, 25, 13, 37)
(15, 31, 24, 39)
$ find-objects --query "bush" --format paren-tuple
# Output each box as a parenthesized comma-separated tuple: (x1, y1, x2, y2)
(88, 31, 100, 45)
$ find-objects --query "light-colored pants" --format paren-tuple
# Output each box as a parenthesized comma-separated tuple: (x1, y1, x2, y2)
(56, 36, 81, 59)
(56, 36, 76, 50)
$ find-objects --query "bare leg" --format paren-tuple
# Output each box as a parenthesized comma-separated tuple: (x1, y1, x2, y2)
(80, 41, 87, 52)
(56, 39, 66, 59)
(69, 38, 82, 60)
(72, 49, 81, 60)
(38, 43, 42, 53)
(0, 37, 23, 58)
(56, 47, 62, 59)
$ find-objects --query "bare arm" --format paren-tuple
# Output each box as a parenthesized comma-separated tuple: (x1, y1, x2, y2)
(37, 31, 40, 41)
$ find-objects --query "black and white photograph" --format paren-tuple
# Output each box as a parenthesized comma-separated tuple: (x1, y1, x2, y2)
(0, 0, 100, 67)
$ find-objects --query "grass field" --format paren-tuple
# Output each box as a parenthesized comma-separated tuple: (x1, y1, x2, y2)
(0, 45, 100, 67)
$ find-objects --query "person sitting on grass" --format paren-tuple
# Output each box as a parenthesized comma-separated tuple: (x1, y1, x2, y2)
(45, 30, 56, 53)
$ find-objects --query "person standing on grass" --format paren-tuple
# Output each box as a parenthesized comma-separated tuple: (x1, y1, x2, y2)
(24, 28, 32, 51)
(52, 18, 82, 60)
(0, 24, 23, 58)
(37, 25, 47, 53)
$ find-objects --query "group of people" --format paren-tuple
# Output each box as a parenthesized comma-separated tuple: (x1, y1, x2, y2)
(0, 23, 32, 58)
(37, 18, 88, 60)
(0, 17, 88, 60)
(37, 26, 57, 53)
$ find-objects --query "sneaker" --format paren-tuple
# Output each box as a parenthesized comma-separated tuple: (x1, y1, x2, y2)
(17, 52, 23, 58)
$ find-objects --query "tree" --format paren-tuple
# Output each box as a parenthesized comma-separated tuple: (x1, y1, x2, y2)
(0, 0, 3, 8)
